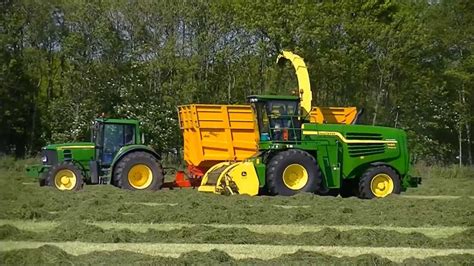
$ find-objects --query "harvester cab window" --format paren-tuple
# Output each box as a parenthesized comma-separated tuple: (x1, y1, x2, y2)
(255, 102, 271, 141)
(266, 100, 300, 142)
(101, 124, 135, 165)
(253, 99, 301, 142)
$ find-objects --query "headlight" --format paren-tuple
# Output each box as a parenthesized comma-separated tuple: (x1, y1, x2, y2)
(42, 156, 48, 163)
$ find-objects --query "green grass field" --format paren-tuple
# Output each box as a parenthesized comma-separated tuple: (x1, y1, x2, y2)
(0, 157, 473, 265)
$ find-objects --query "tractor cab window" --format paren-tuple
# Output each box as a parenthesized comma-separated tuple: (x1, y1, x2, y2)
(100, 124, 135, 165)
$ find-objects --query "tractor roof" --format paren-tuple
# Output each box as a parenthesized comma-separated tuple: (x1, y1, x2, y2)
(94, 118, 140, 125)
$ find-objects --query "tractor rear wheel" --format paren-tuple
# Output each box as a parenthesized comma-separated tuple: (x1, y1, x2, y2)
(359, 165, 401, 199)
(266, 149, 322, 196)
(113, 151, 163, 191)
(46, 162, 84, 191)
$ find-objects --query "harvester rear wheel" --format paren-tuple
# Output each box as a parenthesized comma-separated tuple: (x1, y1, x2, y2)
(113, 151, 163, 191)
(46, 162, 84, 191)
(266, 150, 321, 196)
(359, 165, 401, 199)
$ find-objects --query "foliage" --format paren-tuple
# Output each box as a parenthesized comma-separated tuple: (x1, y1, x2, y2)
(0, 0, 472, 164)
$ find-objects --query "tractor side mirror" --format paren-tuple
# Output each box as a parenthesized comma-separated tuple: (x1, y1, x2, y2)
(141, 133, 145, 144)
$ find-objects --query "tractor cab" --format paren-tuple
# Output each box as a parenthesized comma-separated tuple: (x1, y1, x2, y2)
(91, 118, 142, 166)
(248, 95, 302, 143)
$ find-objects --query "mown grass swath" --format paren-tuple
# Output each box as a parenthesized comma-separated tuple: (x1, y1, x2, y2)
(0, 157, 473, 264)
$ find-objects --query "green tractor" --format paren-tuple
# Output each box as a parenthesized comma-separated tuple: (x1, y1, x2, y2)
(26, 118, 164, 191)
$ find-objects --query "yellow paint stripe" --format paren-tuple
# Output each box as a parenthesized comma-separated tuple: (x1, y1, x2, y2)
(302, 131, 397, 144)
(57, 146, 95, 150)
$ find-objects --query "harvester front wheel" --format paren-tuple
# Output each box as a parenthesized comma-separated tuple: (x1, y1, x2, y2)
(359, 165, 401, 199)
(266, 150, 321, 196)
(113, 152, 163, 191)
(46, 162, 84, 191)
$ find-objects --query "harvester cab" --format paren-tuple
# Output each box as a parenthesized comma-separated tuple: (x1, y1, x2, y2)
(26, 118, 164, 192)
(248, 95, 302, 143)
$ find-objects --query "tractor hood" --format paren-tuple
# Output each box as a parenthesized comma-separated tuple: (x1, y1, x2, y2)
(43, 142, 95, 150)
(41, 142, 96, 168)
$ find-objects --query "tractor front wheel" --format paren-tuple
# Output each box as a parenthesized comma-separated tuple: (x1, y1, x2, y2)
(113, 152, 164, 191)
(46, 162, 84, 191)
(359, 165, 401, 199)
(266, 149, 322, 196)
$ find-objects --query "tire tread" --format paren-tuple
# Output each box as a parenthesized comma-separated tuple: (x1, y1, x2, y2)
(359, 165, 401, 199)
(113, 151, 163, 191)
(266, 149, 321, 196)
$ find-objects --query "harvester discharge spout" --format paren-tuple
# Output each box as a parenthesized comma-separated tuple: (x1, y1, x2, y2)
(277, 50, 313, 115)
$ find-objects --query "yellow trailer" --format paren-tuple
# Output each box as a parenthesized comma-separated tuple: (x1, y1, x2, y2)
(178, 104, 258, 177)
(310, 107, 358, 124)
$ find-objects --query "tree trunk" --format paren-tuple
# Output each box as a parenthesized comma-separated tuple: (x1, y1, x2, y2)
(458, 122, 462, 166)
(466, 122, 472, 165)
(458, 91, 463, 166)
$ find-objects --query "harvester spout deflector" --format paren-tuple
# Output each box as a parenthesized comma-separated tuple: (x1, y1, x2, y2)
(277, 50, 313, 115)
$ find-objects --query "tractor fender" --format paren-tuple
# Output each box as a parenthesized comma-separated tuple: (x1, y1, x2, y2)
(110, 145, 161, 177)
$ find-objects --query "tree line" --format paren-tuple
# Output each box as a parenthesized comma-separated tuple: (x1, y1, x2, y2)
(1, 0, 472, 165)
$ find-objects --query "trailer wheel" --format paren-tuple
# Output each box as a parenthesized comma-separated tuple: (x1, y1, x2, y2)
(46, 162, 84, 191)
(359, 165, 401, 199)
(113, 151, 163, 191)
(266, 150, 322, 196)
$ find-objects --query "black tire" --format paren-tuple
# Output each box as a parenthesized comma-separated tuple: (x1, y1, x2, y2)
(45, 162, 84, 191)
(113, 151, 163, 191)
(266, 149, 322, 196)
(38, 171, 47, 187)
(318, 188, 340, 197)
(340, 179, 358, 198)
(359, 165, 401, 199)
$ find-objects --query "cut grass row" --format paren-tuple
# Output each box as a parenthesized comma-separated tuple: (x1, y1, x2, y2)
(1, 241, 473, 263)
(0, 219, 469, 239)
(1, 188, 472, 227)
(1, 221, 472, 248)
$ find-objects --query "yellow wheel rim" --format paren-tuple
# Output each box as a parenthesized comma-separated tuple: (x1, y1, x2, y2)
(282, 164, 308, 190)
(54, 169, 77, 191)
(370, 173, 394, 198)
(128, 164, 153, 189)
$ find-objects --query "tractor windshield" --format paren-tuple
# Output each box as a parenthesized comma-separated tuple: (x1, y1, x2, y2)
(255, 100, 301, 142)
